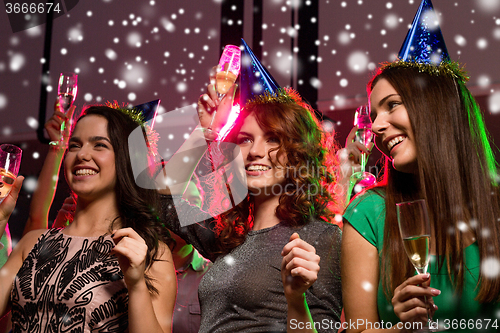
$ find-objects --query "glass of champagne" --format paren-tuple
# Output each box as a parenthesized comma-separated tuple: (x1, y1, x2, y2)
(0, 144, 22, 204)
(215, 45, 241, 98)
(397, 199, 436, 331)
(206, 45, 241, 139)
(54, 72, 78, 147)
(348, 105, 377, 197)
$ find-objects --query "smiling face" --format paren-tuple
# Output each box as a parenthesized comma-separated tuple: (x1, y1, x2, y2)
(64, 115, 117, 201)
(370, 78, 418, 174)
(236, 113, 287, 195)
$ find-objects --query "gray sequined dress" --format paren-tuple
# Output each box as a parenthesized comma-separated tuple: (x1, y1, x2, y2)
(162, 196, 342, 333)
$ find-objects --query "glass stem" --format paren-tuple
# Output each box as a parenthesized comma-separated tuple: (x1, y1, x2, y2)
(360, 152, 367, 172)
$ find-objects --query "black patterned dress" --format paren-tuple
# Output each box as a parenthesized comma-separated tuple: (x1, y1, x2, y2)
(11, 228, 129, 333)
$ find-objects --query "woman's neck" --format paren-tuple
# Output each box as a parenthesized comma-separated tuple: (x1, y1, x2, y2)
(65, 194, 120, 237)
(252, 193, 281, 231)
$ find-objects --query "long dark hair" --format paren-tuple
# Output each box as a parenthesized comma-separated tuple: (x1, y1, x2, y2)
(368, 66, 500, 303)
(75, 105, 173, 294)
(214, 100, 339, 253)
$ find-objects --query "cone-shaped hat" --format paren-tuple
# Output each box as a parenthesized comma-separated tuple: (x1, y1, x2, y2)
(398, 0, 450, 64)
(239, 38, 281, 106)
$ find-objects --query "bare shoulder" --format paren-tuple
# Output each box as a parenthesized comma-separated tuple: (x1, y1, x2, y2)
(15, 229, 47, 260)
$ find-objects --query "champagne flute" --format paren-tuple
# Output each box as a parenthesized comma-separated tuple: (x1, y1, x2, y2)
(58, 72, 78, 113)
(54, 72, 78, 147)
(396, 199, 436, 332)
(207, 45, 241, 137)
(0, 144, 22, 204)
(348, 105, 377, 196)
(215, 45, 241, 98)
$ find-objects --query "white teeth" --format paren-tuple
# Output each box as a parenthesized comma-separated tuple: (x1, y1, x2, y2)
(75, 169, 97, 176)
(247, 165, 271, 171)
(387, 136, 406, 151)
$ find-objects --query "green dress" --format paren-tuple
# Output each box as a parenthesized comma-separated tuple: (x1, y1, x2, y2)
(343, 189, 500, 332)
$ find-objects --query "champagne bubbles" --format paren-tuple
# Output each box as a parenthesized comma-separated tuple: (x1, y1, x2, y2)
(347, 51, 369, 73)
(0, 94, 7, 109)
(454, 35, 467, 47)
(26, 117, 38, 129)
(481, 257, 500, 278)
(105, 49, 117, 61)
(488, 91, 500, 114)
(9, 53, 25, 72)
(340, 78, 348, 87)
(84, 93, 93, 102)
(128, 93, 136, 101)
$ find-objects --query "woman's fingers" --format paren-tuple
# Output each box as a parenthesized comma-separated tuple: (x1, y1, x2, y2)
(0, 176, 24, 222)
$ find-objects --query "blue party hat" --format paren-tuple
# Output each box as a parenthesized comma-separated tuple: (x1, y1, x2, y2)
(134, 99, 161, 128)
(398, 0, 450, 64)
(239, 38, 281, 106)
(382, 0, 468, 82)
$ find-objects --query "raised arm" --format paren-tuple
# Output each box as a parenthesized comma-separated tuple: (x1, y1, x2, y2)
(23, 103, 75, 234)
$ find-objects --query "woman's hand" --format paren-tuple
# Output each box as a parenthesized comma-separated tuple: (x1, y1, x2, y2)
(197, 66, 237, 137)
(281, 233, 320, 303)
(392, 273, 440, 324)
(337, 126, 373, 178)
(110, 228, 148, 290)
(0, 176, 24, 224)
(46, 100, 75, 146)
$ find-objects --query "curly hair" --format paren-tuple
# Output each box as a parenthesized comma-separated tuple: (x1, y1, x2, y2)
(214, 100, 340, 253)
(73, 106, 173, 294)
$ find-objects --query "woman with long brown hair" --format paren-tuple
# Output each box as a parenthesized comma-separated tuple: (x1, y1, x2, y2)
(341, 1, 500, 331)
(0, 105, 176, 332)
(161, 81, 343, 332)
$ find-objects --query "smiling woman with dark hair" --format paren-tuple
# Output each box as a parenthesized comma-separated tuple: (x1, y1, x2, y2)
(0, 105, 176, 333)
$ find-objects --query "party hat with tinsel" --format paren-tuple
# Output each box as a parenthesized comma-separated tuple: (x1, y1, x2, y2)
(239, 38, 281, 106)
(399, 0, 449, 64)
(383, 0, 468, 82)
(134, 99, 161, 129)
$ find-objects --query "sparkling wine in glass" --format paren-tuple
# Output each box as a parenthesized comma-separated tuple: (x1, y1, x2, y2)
(54, 72, 78, 147)
(207, 45, 241, 136)
(397, 199, 436, 331)
(0, 144, 22, 204)
(58, 72, 78, 113)
(348, 105, 376, 197)
(215, 45, 241, 97)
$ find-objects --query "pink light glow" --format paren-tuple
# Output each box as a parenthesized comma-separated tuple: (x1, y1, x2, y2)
(218, 45, 241, 75)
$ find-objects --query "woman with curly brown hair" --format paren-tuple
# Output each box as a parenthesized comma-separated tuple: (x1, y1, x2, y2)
(160, 81, 343, 332)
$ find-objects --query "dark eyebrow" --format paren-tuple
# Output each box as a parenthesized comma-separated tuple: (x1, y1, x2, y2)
(378, 93, 400, 107)
(89, 136, 111, 143)
(68, 136, 111, 143)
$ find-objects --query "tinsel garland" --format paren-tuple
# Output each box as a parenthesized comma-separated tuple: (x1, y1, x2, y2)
(381, 60, 469, 82)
